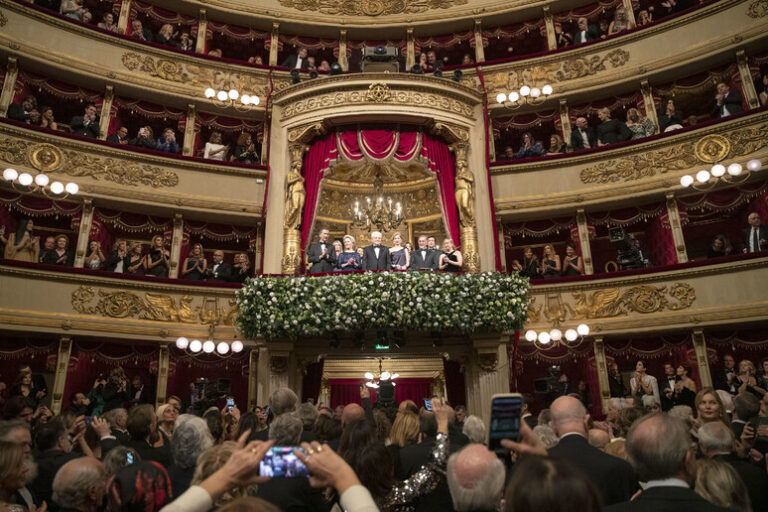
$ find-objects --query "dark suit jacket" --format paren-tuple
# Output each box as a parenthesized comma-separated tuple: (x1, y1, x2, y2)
(714, 453, 768, 512)
(7, 103, 31, 122)
(603, 485, 734, 512)
(255, 477, 331, 512)
(571, 26, 599, 44)
(711, 90, 744, 118)
(570, 127, 597, 150)
(282, 55, 307, 69)
(660, 376, 677, 411)
(106, 133, 125, 144)
(30, 450, 81, 506)
(547, 434, 638, 506)
(712, 367, 737, 394)
(231, 265, 252, 283)
(105, 249, 129, 272)
(409, 248, 438, 270)
(597, 119, 631, 145)
(128, 439, 173, 468)
(70, 115, 100, 138)
(742, 224, 768, 253)
(40, 249, 74, 266)
(307, 242, 337, 273)
(362, 244, 391, 271)
(207, 262, 234, 282)
(523, 414, 537, 429)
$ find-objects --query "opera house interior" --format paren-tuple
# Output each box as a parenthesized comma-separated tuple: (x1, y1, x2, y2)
(0, 0, 767, 510)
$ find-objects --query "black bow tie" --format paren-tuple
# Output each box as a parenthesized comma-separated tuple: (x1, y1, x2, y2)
(373, 245, 380, 248)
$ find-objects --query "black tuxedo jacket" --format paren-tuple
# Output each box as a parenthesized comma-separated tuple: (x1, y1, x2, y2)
(571, 25, 599, 44)
(7, 103, 31, 122)
(712, 90, 744, 118)
(127, 439, 174, 469)
(232, 265, 252, 283)
(409, 248, 438, 270)
(307, 241, 337, 273)
(712, 366, 737, 394)
(207, 262, 234, 281)
(106, 133, 125, 144)
(570, 127, 597, 150)
(742, 224, 768, 252)
(713, 453, 768, 512)
(547, 434, 638, 506)
(30, 450, 81, 506)
(70, 115, 100, 138)
(660, 376, 677, 411)
(105, 249, 129, 272)
(282, 55, 307, 69)
(362, 244, 391, 271)
(603, 485, 734, 512)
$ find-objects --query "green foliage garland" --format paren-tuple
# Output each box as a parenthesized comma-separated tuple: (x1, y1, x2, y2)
(236, 271, 529, 340)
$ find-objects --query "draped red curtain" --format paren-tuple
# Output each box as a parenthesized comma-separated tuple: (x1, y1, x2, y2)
(647, 213, 678, 266)
(299, 133, 339, 252)
(329, 378, 432, 409)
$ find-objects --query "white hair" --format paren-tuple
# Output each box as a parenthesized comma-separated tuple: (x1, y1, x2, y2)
(446, 446, 505, 511)
(269, 412, 303, 445)
(607, 397, 630, 411)
(642, 395, 660, 408)
(698, 422, 734, 456)
(172, 415, 214, 468)
(461, 415, 486, 444)
(370, 231, 382, 238)
(533, 425, 559, 449)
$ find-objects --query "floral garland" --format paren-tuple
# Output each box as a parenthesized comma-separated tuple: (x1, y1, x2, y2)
(237, 271, 529, 340)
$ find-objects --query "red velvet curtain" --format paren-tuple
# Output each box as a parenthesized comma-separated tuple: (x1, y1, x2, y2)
(648, 213, 679, 266)
(299, 133, 339, 253)
(166, 349, 250, 410)
(329, 378, 432, 409)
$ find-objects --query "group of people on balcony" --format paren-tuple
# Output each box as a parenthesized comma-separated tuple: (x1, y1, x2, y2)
(510, 243, 585, 279)
(306, 229, 463, 273)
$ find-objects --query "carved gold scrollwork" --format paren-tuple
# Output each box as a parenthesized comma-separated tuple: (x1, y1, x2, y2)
(694, 135, 731, 164)
(28, 143, 63, 172)
(747, 0, 768, 17)
(366, 83, 392, 103)
(122, 53, 190, 83)
(565, 282, 696, 319)
(0, 9, 7, 27)
(276, 0, 468, 16)
(476, 352, 498, 372)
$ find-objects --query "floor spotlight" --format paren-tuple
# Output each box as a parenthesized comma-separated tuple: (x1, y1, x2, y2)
(330, 62, 343, 76)
(290, 69, 300, 84)
(309, 70, 318, 79)
(452, 69, 463, 82)
(410, 64, 423, 74)
(433, 69, 443, 78)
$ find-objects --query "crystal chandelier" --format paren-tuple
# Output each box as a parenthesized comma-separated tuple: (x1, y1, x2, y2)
(353, 173, 404, 233)
(364, 359, 399, 389)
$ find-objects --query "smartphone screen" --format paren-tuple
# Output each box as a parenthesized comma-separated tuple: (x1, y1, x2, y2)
(226, 397, 235, 411)
(126, 452, 134, 465)
(423, 398, 432, 411)
(84, 416, 94, 426)
(488, 394, 523, 454)
(259, 446, 310, 478)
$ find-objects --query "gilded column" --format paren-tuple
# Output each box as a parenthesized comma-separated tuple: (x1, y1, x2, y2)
(592, 337, 610, 414)
(621, 0, 637, 27)
(640, 80, 659, 134)
(269, 23, 280, 67)
(543, 7, 557, 51)
(406, 28, 416, 70)
(453, 143, 480, 272)
(51, 337, 73, 415)
(0, 57, 19, 117)
(248, 348, 259, 411)
(74, 200, 95, 268)
(665, 192, 688, 263)
(576, 209, 594, 275)
(282, 144, 306, 274)
(155, 345, 170, 408)
(98, 85, 114, 140)
(692, 330, 713, 388)
(195, 10, 208, 54)
(168, 213, 184, 279)
(338, 30, 349, 72)
(473, 20, 485, 63)
(117, 0, 132, 35)
(183, 104, 196, 157)
(487, 118, 496, 162)
(736, 50, 760, 109)
(559, 100, 572, 148)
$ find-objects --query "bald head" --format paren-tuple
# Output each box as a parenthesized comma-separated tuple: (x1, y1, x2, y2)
(52, 458, 106, 512)
(588, 428, 610, 450)
(550, 396, 588, 437)
(626, 414, 694, 483)
(342, 403, 364, 428)
(447, 444, 505, 511)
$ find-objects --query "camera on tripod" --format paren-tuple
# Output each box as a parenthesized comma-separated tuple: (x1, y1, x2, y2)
(608, 227, 647, 270)
(189, 377, 231, 415)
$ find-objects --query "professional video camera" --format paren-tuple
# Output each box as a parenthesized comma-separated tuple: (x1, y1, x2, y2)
(608, 227, 646, 270)
(188, 377, 231, 416)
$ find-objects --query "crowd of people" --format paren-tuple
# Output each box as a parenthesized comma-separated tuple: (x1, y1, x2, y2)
(2, 352, 768, 512)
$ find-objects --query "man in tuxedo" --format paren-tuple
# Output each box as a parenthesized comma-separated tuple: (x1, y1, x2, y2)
(130, 375, 155, 406)
(742, 212, 768, 253)
(659, 362, 677, 411)
(596, 107, 631, 146)
(70, 104, 100, 138)
(608, 361, 625, 397)
(570, 116, 597, 150)
(282, 47, 308, 69)
(306, 228, 336, 273)
(521, 394, 537, 429)
(548, 396, 638, 506)
(604, 415, 733, 512)
(571, 17, 599, 44)
(206, 250, 234, 281)
(106, 126, 129, 144)
(7, 95, 38, 123)
(711, 82, 743, 118)
(712, 353, 738, 394)
(362, 231, 391, 271)
(30, 419, 83, 506)
(410, 235, 438, 270)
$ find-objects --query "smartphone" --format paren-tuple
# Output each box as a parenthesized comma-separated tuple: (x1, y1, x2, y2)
(259, 446, 310, 478)
(488, 393, 523, 454)
(84, 416, 94, 426)
(226, 397, 235, 411)
(126, 452, 134, 465)
(423, 398, 432, 411)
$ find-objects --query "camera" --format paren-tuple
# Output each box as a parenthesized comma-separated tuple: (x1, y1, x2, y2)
(609, 227, 646, 270)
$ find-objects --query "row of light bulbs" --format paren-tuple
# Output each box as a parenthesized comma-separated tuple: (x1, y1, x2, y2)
(175, 336, 244, 355)
(496, 85, 554, 104)
(679, 159, 762, 187)
(524, 323, 590, 345)
(204, 88, 261, 105)
(3, 168, 79, 195)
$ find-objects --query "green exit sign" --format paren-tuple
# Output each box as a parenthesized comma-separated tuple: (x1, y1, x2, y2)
(375, 344, 390, 350)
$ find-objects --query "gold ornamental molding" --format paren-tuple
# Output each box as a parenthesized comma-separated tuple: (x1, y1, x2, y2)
(579, 123, 768, 184)
(747, 0, 768, 17)
(0, 135, 179, 188)
(0, 9, 7, 26)
(71, 285, 238, 326)
(366, 83, 392, 103)
(277, 0, 468, 16)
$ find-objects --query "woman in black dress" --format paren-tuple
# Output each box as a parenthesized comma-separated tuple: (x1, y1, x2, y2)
(658, 98, 684, 132)
(672, 363, 697, 408)
(182, 243, 207, 280)
(562, 243, 584, 276)
(126, 242, 145, 275)
(145, 234, 170, 277)
(540, 244, 561, 278)
(230, 132, 260, 164)
(438, 238, 462, 272)
(512, 247, 540, 279)
(41, 234, 74, 266)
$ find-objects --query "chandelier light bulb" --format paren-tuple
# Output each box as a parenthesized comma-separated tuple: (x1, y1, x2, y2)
(496, 93, 507, 104)
(65, 182, 79, 195)
(18, 173, 34, 186)
(380, 371, 391, 381)
(366, 382, 378, 389)
(240, 94, 250, 105)
(228, 89, 239, 100)
(231, 340, 244, 353)
(216, 342, 230, 355)
(542, 85, 553, 96)
(695, 170, 710, 183)
(577, 323, 590, 336)
(205, 88, 216, 98)
(364, 372, 374, 380)
(519, 85, 531, 97)
(537, 331, 551, 345)
(3, 168, 18, 181)
(391, 373, 399, 380)
(727, 163, 742, 176)
(680, 175, 694, 187)
(747, 159, 762, 171)
(530, 87, 541, 98)
(34, 174, 50, 187)
(216, 90, 228, 101)
(189, 339, 202, 353)
(710, 164, 726, 177)
(50, 181, 65, 194)
(175, 337, 189, 350)
(525, 329, 538, 342)
(251, 96, 260, 106)
(549, 328, 562, 341)
(565, 329, 578, 342)
(202, 340, 215, 353)
(509, 91, 520, 103)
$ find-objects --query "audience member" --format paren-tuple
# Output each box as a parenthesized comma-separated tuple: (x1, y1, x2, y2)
(179, 32, 195, 51)
(446, 444, 505, 511)
(208, 49, 223, 58)
(232, 253, 252, 283)
(144, 234, 170, 277)
(4, 219, 40, 262)
(570, 116, 597, 150)
(597, 19, 610, 38)
(608, 7, 631, 34)
(426, 50, 444, 69)
(713, 353, 738, 394)
(31, 418, 82, 505)
(731, 392, 760, 439)
(461, 53, 474, 65)
(205, 250, 233, 281)
(596, 107, 631, 145)
(126, 241, 145, 274)
(409, 235, 437, 270)
(182, 243, 208, 280)
(389, 232, 410, 270)
(307, 228, 337, 273)
(660, 362, 677, 411)
(460, 416, 486, 445)
(572, 17, 598, 44)
(204, 131, 229, 161)
(438, 238, 462, 272)
(7, 95, 38, 123)
(40, 234, 73, 266)
(107, 126, 129, 144)
(711, 82, 744, 118)
(625, 108, 655, 139)
(502, 146, 515, 159)
(636, 9, 652, 25)
(70, 104, 100, 138)
(50, 457, 106, 512)
(363, 231, 391, 271)
(97, 12, 117, 32)
(630, 360, 660, 404)
(60, 0, 85, 20)
(511, 246, 540, 279)
(540, 244, 560, 278)
(516, 132, 543, 158)
(554, 23, 573, 47)
(283, 47, 309, 69)
(608, 362, 626, 397)
(695, 388, 729, 429)
(736, 359, 766, 398)
(561, 242, 584, 276)
(546, 133, 567, 154)
(130, 125, 156, 149)
(84, 240, 105, 270)
(156, 24, 178, 47)
(230, 132, 259, 164)
(742, 212, 767, 253)
(0, 440, 35, 510)
(707, 234, 733, 258)
(156, 128, 181, 153)
(130, 19, 154, 42)
(694, 459, 752, 512)
(39, 106, 59, 130)
(658, 97, 684, 132)
(335, 234, 362, 272)
(168, 415, 214, 497)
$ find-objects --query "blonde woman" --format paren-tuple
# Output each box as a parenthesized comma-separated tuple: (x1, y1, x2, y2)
(608, 7, 631, 35)
(126, 242, 145, 275)
(695, 388, 730, 428)
(390, 232, 410, 270)
(695, 459, 752, 512)
(145, 234, 170, 277)
(737, 359, 766, 397)
(547, 134, 567, 155)
(540, 244, 561, 278)
(191, 442, 255, 507)
(182, 243, 208, 280)
(156, 403, 178, 441)
(334, 234, 361, 271)
(84, 239, 105, 270)
(389, 411, 419, 448)
(156, 23, 177, 47)
(203, 131, 228, 161)
(438, 238, 462, 272)
(626, 108, 656, 139)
